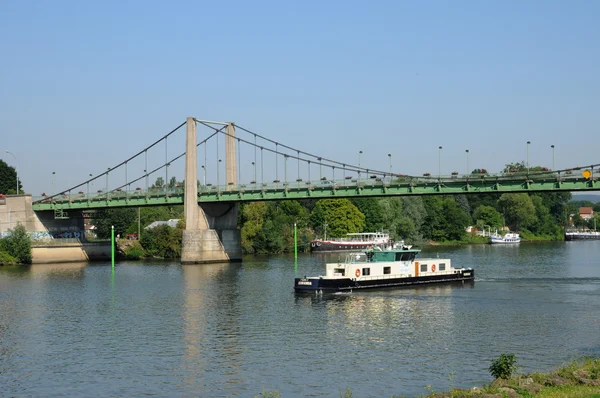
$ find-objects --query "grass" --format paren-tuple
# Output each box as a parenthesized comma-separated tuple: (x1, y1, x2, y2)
(254, 358, 600, 397)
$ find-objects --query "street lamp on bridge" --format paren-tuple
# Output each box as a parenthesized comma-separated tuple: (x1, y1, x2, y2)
(438, 146, 443, 178)
(465, 149, 469, 176)
(526, 141, 531, 173)
(388, 153, 392, 180)
(87, 174, 92, 199)
(52, 171, 56, 196)
(358, 150, 363, 181)
(551, 145, 555, 171)
(251, 162, 256, 183)
(5, 150, 18, 194)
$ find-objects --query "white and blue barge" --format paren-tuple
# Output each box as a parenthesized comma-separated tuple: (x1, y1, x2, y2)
(295, 244, 474, 293)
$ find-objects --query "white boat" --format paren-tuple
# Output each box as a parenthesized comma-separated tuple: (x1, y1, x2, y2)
(310, 231, 391, 252)
(564, 230, 600, 241)
(295, 242, 474, 293)
(488, 232, 520, 244)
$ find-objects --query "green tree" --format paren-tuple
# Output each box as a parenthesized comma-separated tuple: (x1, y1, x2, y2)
(93, 208, 138, 239)
(240, 202, 269, 253)
(439, 198, 471, 241)
(421, 196, 445, 241)
(529, 195, 561, 237)
(0, 223, 32, 264)
(498, 193, 537, 231)
(140, 223, 182, 258)
(310, 199, 365, 238)
(472, 205, 503, 229)
(153, 177, 165, 188)
(0, 159, 21, 194)
(351, 198, 384, 232)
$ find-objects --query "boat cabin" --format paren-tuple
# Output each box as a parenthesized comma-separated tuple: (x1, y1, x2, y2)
(325, 248, 454, 279)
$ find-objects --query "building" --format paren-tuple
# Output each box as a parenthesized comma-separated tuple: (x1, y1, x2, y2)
(580, 207, 594, 220)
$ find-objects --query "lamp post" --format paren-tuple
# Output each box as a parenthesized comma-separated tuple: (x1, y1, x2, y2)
(388, 153, 392, 180)
(201, 165, 206, 186)
(526, 141, 531, 173)
(5, 151, 18, 194)
(438, 146, 443, 178)
(551, 145, 555, 171)
(465, 149, 469, 175)
(251, 162, 256, 183)
(52, 171, 56, 196)
(318, 157, 322, 180)
(106, 167, 110, 197)
(87, 174, 91, 199)
(358, 150, 363, 181)
(217, 159, 222, 189)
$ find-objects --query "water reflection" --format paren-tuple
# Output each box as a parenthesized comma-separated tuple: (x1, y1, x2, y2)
(180, 263, 244, 396)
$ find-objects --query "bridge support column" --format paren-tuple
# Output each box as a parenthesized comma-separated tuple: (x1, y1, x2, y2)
(181, 117, 242, 264)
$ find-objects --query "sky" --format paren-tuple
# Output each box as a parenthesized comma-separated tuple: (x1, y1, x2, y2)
(1, 0, 599, 195)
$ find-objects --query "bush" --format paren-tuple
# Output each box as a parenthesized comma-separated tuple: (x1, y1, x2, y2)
(124, 242, 145, 260)
(489, 353, 518, 379)
(140, 224, 182, 259)
(0, 250, 18, 265)
(0, 223, 32, 264)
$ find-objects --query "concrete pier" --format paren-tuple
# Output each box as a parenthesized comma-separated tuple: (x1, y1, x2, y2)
(181, 117, 242, 264)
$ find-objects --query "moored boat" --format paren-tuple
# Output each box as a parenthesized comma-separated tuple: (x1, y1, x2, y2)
(564, 230, 600, 241)
(294, 243, 474, 293)
(310, 231, 390, 252)
(488, 232, 520, 244)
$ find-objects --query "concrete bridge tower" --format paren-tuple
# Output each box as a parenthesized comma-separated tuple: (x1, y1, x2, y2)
(181, 117, 242, 264)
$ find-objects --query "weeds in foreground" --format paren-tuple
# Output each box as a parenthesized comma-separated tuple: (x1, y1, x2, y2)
(254, 387, 281, 398)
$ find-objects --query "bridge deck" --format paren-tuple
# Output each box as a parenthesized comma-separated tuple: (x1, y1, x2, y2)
(32, 173, 598, 211)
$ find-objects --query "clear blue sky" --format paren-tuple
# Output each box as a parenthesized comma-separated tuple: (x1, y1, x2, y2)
(1, 0, 598, 195)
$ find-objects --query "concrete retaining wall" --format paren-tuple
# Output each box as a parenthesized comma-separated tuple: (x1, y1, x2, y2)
(32, 243, 111, 264)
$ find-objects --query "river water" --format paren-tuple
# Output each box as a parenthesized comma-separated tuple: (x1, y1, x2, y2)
(1, 241, 599, 397)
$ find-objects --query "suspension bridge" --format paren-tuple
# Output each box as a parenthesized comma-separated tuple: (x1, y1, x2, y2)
(5, 117, 596, 264)
(32, 118, 600, 212)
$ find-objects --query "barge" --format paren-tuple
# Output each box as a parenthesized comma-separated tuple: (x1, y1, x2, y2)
(295, 243, 474, 293)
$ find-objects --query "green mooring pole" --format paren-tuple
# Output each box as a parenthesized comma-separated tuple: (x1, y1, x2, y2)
(111, 225, 115, 268)
(294, 223, 298, 271)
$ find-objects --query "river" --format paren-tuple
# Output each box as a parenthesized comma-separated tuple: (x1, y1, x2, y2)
(1, 241, 599, 397)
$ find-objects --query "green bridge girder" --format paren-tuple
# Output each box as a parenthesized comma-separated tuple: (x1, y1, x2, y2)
(32, 174, 599, 212)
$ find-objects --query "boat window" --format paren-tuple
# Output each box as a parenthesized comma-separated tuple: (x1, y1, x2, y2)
(397, 252, 416, 261)
(383, 266, 391, 275)
(334, 268, 345, 276)
(420, 263, 427, 272)
(362, 268, 370, 276)
(439, 263, 446, 271)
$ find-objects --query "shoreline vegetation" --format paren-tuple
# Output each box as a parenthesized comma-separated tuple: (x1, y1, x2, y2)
(254, 356, 600, 398)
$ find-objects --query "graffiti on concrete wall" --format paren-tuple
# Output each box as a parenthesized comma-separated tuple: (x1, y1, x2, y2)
(1, 226, 86, 240)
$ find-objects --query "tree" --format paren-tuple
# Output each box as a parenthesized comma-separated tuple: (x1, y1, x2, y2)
(153, 177, 165, 188)
(351, 198, 384, 232)
(240, 202, 269, 253)
(0, 223, 32, 264)
(473, 205, 503, 229)
(310, 199, 365, 238)
(93, 208, 138, 239)
(140, 223, 182, 258)
(498, 193, 537, 231)
(439, 198, 471, 241)
(0, 159, 21, 194)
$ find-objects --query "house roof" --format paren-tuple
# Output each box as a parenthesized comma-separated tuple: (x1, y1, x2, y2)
(580, 207, 594, 214)
(144, 219, 180, 230)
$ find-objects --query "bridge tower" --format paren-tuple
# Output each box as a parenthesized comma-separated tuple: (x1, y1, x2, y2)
(181, 117, 242, 264)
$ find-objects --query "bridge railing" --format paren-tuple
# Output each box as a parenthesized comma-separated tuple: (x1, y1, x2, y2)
(33, 170, 591, 204)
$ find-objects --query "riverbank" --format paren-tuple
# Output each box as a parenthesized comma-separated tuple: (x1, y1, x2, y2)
(255, 358, 600, 397)
(422, 357, 600, 398)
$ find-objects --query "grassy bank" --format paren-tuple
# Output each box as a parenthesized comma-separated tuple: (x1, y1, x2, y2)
(254, 357, 600, 398)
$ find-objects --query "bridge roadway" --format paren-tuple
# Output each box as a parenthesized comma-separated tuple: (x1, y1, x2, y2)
(32, 171, 599, 211)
